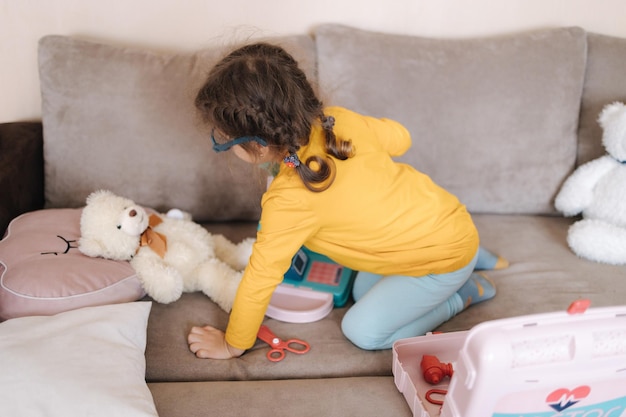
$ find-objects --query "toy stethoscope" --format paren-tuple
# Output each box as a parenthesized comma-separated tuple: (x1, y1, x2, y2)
(257, 325, 310, 362)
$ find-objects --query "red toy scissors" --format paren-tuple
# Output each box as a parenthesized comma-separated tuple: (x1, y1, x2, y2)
(257, 325, 310, 362)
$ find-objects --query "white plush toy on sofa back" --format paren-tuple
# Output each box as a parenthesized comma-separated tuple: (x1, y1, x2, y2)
(78, 190, 254, 311)
(555, 102, 626, 265)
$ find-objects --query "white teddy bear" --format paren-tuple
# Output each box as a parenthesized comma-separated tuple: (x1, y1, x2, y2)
(555, 102, 626, 265)
(78, 190, 254, 311)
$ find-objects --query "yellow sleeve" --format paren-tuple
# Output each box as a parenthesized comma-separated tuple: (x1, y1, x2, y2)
(374, 117, 412, 156)
(224, 185, 317, 350)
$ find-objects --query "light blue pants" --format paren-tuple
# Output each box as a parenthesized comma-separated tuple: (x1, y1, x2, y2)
(341, 250, 479, 350)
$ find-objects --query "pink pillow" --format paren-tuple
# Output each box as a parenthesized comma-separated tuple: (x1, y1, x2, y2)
(0, 209, 145, 320)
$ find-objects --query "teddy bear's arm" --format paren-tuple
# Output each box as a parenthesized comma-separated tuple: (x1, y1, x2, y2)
(212, 234, 255, 271)
(554, 156, 616, 216)
(131, 250, 184, 304)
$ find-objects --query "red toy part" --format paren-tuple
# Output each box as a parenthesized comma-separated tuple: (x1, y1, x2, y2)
(567, 298, 591, 314)
(420, 354, 454, 384)
(425, 388, 448, 406)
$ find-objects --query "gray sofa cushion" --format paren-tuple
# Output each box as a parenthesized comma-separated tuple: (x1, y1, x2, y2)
(148, 377, 412, 417)
(38, 35, 316, 222)
(577, 33, 626, 165)
(143, 215, 626, 384)
(145, 293, 392, 382)
(315, 24, 587, 215)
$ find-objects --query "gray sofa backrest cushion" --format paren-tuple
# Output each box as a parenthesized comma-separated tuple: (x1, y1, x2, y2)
(577, 33, 626, 166)
(315, 24, 587, 215)
(38, 35, 317, 222)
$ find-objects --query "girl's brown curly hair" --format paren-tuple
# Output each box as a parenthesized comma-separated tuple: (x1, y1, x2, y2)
(195, 42, 352, 192)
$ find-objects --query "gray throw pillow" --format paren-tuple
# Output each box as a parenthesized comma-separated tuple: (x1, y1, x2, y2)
(577, 33, 626, 165)
(315, 24, 587, 215)
(39, 35, 317, 222)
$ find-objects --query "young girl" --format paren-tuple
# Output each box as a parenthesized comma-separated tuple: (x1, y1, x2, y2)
(188, 42, 507, 359)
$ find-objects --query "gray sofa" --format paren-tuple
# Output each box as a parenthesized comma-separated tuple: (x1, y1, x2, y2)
(2, 24, 626, 417)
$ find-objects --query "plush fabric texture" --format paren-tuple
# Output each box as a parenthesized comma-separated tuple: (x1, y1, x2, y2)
(0, 122, 44, 235)
(38, 34, 317, 222)
(0, 208, 144, 320)
(0, 302, 157, 417)
(315, 24, 587, 215)
(577, 33, 626, 165)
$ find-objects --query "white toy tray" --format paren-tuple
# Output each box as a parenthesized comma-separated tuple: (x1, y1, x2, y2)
(265, 284, 333, 323)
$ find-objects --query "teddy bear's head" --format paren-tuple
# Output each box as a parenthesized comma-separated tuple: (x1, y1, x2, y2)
(78, 190, 150, 261)
(598, 102, 626, 163)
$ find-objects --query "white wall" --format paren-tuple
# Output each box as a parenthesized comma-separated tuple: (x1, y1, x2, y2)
(2, 0, 625, 123)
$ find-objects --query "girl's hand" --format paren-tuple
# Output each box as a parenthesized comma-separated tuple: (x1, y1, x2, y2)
(187, 325, 245, 359)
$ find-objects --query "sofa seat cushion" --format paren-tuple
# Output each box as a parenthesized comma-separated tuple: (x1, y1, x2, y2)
(148, 377, 412, 417)
(38, 34, 317, 222)
(315, 24, 587, 215)
(144, 214, 626, 383)
(439, 213, 626, 332)
(146, 220, 395, 383)
(145, 293, 392, 382)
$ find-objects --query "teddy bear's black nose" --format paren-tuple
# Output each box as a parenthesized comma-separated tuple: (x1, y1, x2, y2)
(129, 209, 137, 217)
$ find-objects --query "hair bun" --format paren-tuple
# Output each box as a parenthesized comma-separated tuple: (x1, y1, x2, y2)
(322, 115, 335, 130)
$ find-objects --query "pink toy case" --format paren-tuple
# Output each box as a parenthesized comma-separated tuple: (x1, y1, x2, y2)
(393, 301, 626, 417)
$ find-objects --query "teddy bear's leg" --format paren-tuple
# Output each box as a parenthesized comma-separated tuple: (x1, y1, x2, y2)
(212, 234, 255, 271)
(192, 258, 244, 312)
(131, 254, 184, 304)
(567, 219, 626, 265)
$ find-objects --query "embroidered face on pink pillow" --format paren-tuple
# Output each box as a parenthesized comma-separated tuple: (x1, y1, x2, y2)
(0, 208, 143, 320)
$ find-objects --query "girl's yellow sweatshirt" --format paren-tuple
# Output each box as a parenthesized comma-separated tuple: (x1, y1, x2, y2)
(225, 107, 478, 350)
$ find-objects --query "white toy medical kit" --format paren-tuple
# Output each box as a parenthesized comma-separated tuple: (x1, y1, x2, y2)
(393, 300, 626, 416)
